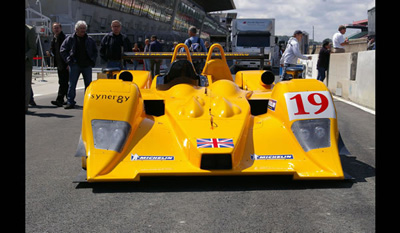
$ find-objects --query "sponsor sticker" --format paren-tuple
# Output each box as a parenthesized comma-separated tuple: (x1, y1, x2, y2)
(131, 154, 174, 161)
(91, 94, 130, 103)
(268, 99, 277, 111)
(251, 154, 294, 160)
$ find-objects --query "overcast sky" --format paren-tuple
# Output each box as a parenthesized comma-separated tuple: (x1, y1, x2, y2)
(223, 0, 375, 42)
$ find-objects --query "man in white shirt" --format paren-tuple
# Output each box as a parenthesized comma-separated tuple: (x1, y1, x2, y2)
(280, 30, 311, 81)
(332, 25, 349, 53)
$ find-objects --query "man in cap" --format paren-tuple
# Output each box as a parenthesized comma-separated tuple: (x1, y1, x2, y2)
(280, 30, 311, 81)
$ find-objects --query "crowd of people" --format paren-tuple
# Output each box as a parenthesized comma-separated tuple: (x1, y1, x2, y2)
(25, 20, 375, 113)
(25, 20, 208, 112)
(277, 24, 375, 82)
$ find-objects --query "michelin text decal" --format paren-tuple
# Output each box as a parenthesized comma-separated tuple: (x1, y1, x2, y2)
(251, 154, 293, 160)
(131, 154, 174, 161)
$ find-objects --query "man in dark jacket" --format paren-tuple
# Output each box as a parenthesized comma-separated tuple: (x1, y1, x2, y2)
(100, 20, 132, 69)
(60, 20, 98, 109)
(149, 35, 163, 78)
(316, 39, 331, 82)
(47, 22, 69, 107)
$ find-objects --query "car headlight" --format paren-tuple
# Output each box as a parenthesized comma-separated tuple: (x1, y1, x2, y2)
(291, 119, 330, 152)
(91, 120, 131, 152)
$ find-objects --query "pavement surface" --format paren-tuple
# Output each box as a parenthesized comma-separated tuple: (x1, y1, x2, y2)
(26, 73, 375, 232)
(31, 69, 95, 98)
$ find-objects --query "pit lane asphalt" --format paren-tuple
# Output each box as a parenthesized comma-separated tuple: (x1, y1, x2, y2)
(25, 88, 375, 232)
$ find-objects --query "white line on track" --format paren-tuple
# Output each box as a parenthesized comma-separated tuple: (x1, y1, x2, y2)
(33, 86, 85, 97)
(333, 95, 375, 115)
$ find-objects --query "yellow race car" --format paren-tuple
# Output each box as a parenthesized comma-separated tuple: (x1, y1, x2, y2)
(74, 43, 348, 182)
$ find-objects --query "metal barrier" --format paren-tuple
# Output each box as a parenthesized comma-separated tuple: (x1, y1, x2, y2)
(123, 52, 268, 60)
(122, 51, 269, 70)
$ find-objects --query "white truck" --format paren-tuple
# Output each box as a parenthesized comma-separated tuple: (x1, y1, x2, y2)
(231, 18, 275, 73)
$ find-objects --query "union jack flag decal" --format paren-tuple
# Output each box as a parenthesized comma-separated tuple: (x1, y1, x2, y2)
(196, 138, 234, 148)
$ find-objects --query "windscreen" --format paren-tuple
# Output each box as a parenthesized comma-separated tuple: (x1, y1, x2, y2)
(237, 34, 270, 47)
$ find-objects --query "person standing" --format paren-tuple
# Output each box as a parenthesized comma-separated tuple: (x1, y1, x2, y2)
(184, 26, 207, 74)
(367, 34, 375, 50)
(271, 36, 280, 67)
(60, 20, 98, 109)
(204, 40, 211, 51)
(149, 35, 163, 78)
(168, 41, 179, 68)
(132, 43, 140, 70)
(100, 20, 132, 69)
(316, 39, 331, 82)
(332, 25, 349, 53)
(143, 39, 151, 71)
(25, 24, 37, 113)
(47, 22, 69, 107)
(184, 26, 207, 53)
(280, 30, 311, 81)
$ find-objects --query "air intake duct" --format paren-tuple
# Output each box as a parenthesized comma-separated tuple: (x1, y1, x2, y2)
(261, 70, 275, 85)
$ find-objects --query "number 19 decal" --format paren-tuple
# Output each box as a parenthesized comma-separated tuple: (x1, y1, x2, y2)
(284, 91, 335, 121)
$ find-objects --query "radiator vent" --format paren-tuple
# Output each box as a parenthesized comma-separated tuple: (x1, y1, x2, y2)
(200, 154, 232, 170)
